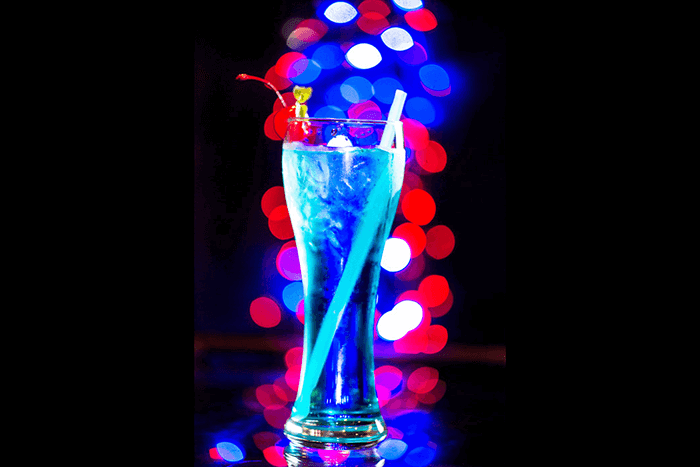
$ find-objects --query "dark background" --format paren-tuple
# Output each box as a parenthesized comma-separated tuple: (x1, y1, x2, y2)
(194, 0, 505, 345)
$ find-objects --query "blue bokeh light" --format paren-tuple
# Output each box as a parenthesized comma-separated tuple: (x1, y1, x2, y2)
(312, 43, 345, 69)
(282, 282, 304, 311)
(404, 446, 436, 467)
(325, 83, 353, 110)
(340, 76, 374, 103)
(313, 105, 346, 118)
(345, 43, 382, 69)
(289, 59, 322, 84)
(377, 439, 408, 460)
(323, 2, 358, 23)
(373, 77, 404, 104)
(405, 97, 435, 125)
(419, 64, 450, 91)
(216, 442, 245, 463)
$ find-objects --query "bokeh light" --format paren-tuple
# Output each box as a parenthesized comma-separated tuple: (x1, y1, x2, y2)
(263, 405, 291, 429)
(275, 52, 307, 79)
(397, 41, 428, 65)
(418, 275, 449, 307)
(373, 77, 404, 104)
(287, 19, 328, 50)
(345, 43, 382, 69)
(425, 224, 454, 259)
(395, 252, 425, 281)
(314, 104, 346, 118)
(429, 289, 453, 317)
(249, 297, 281, 328)
(375, 365, 403, 392)
(268, 204, 294, 239)
(296, 299, 305, 323)
(401, 189, 436, 226)
(340, 76, 374, 103)
(381, 237, 411, 272)
(253, 432, 281, 451)
(312, 43, 345, 69)
(324, 2, 358, 24)
(285, 346, 303, 368)
(401, 118, 430, 150)
(393, 222, 426, 258)
(377, 439, 409, 460)
(392, 0, 423, 11)
(289, 58, 322, 84)
(419, 64, 450, 94)
(276, 241, 302, 280)
(405, 96, 436, 125)
(282, 281, 304, 311)
(325, 83, 353, 110)
(415, 140, 447, 173)
(261, 186, 286, 217)
(405, 446, 436, 467)
(348, 100, 382, 120)
(404, 8, 438, 31)
(263, 445, 287, 467)
(216, 442, 245, 463)
(424, 324, 448, 354)
(414, 379, 446, 404)
(407, 366, 439, 394)
(381, 27, 414, 51)
(357, 12, 390, 35)
(359, 0, 391, 16)
(256, 384, 287, 408)
(264, 66, 291, 91)
(377, 300, 424, 341)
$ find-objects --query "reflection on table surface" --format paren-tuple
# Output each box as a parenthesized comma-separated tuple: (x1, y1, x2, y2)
(195, 334, 505, 467)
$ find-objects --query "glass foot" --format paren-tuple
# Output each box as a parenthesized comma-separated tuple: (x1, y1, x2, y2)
(284, 443, 385, 467)
(284, 415, 387, 449)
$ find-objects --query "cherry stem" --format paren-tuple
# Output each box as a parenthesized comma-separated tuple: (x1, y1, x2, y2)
(236, 74, 288, 108)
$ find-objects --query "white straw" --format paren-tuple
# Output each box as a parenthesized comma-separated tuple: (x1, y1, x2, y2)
(379, 90, 407, 149)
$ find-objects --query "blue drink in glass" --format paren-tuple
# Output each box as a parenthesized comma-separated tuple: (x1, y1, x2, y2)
(282, 118, 404, 449)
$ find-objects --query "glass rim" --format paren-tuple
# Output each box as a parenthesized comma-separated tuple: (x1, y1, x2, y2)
(287, 117, 402, 126)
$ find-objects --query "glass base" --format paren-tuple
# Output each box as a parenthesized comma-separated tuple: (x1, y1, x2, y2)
(284, 415, 387, 449)
(284, 443, 385, 467)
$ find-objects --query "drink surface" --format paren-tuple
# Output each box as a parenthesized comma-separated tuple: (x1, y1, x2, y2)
(282, 142, 404, 421)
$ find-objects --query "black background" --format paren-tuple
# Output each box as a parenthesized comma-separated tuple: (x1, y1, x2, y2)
(194, 0, 505, 345)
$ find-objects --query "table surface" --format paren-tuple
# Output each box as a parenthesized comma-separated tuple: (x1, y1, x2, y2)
(195, 334, 505, 467)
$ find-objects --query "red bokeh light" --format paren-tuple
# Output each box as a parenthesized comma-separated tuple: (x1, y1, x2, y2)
(359, 0, 391, 16)
(268, 204, 294, 240)
(418, 275, 449, 308)
(401, 189, 436, 226)
(357, 12, 390, 35)
(397, 171, 424, 216)
(288, 19, 328, 49)
(414, 379, 446, 405)
(261, 186, 286, 217)
(296, 299, 305, 323)
(253, 432, 281, 452)
(401, 118, 429, 151)
(404, 8, 438, 32)
(250, 297, 281, 328)
(256, 383, 287, 409)
(209, 447, 223, 460)
(273, 376, 297, 403)
(407, 366, 439, 394)
(424, 324, 448, 354)
(285, 364, 301, 391)
(376, 384, 391, 407)
(415, 140, 447, 173)
(264, 113, 282, 141)
(285, 346, 303, 368)
(429, 289, 453, 318)
(395, 251, 425, 281)
(263, 446, 287, 467)
(387, 426, 404, 439)
(264, 66, 291, 92)
(263, 405, 292, 430)
(273, 108, 293, 139)
(275, 52, 307, 79)
(393, 326, 428, 354)
(392, 222, 426, 258)
(425, 225, 455, 260)
(375, 365, 403, 391)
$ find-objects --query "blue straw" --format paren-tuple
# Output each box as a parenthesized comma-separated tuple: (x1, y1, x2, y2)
(292, 168, 391, 420)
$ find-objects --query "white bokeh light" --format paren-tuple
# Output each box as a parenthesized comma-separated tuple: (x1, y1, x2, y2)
(392, 0, 423, 11)
(381, 237, 411, 272)
(345, 43, 382, 69)
(324, 2, 358, 24)
(376, 300, 424, 341)
(381, 27, 414, 51)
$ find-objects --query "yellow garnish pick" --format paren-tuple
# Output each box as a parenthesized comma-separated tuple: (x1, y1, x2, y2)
(293, 86, 312, 118)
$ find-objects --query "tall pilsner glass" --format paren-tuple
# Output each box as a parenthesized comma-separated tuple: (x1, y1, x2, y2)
(282, 118, 405, 450)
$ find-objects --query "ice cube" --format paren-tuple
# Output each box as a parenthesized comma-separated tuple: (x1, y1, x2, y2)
(327, 135, 353, 147)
